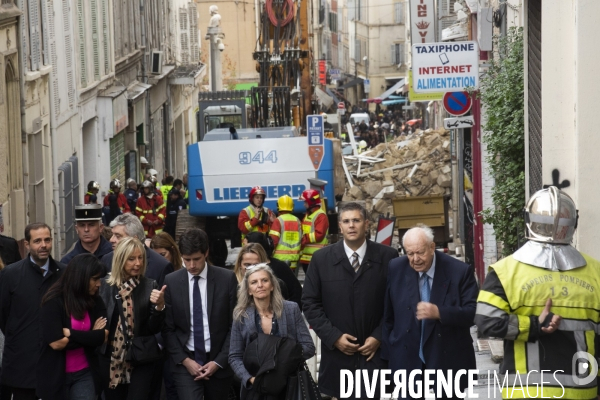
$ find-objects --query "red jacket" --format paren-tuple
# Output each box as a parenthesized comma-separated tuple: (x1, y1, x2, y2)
(103, 191, 131, 213)
(135, 194, 166, 238)
(237, 206, 276, 235)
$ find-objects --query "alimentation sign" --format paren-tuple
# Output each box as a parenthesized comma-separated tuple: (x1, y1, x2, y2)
(411, 41, 479, 93)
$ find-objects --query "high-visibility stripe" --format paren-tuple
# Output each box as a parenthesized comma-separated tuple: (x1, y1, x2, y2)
(476, 302, 507, 319)
(513, 341, 527, 374)
(158, 214, 165, 220)
(477, 290, 510, 312)
(269, 230, 281, 237)
(244, 221, 252, 231)
(585, 330, 595, 360)
(273, 250, 299, 255)
(516, 315, 530, 342)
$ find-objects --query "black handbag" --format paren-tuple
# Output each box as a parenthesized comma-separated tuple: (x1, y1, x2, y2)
(116, 296, 162, 366)
(286, 362, 321, 400)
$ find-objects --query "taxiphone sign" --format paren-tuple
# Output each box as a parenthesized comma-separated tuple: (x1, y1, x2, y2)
(339, 366, 590, 399)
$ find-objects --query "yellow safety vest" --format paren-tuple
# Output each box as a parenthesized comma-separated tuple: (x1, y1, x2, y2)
(477, 254, 600, 400)
(270, 213, 302, 268)
(161, 185, 173, 199)
(241, 205, 271, 240)
(300, 209, 328, 264)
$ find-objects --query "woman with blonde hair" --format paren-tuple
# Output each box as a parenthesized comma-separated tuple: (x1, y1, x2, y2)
(233, 243, 269, 283)
(98, 237, 166, 399)
(150, 232, 183, 271)
(228, 264, 315, 399)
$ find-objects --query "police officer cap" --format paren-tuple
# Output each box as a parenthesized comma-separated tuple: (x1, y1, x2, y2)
(75, 204, 103, 221)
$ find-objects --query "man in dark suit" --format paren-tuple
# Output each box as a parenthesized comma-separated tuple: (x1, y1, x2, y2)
(382, 225, 478, 399)
(0, 223, 65, 400)
(0, 234, 21, 267)
(163, 228, 238, 400)
(100, 213, 173, 286)
(303, 202, 398, 399)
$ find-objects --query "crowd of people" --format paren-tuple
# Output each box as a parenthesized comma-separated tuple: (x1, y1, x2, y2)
(341, 107, 422, 150)
(83, 170, 189, 242)
(0, 185, 595, 400)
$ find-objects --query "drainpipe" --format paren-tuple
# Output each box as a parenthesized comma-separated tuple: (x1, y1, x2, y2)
(255, 0, 261, 51)
(472, 94, 484, 283)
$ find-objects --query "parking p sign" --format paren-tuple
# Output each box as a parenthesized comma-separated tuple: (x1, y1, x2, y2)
(307, 115, 325, 170)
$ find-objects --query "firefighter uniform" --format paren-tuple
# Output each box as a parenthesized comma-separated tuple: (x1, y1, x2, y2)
(135, 194, 166, 238)
(299, 208, 329, 265)
(476, 255, 600, 399)
(269, 213, 303, 270)
(476, 186, 600, 400)
(103, 191, 131, 213)
(238, 205, 276, 240)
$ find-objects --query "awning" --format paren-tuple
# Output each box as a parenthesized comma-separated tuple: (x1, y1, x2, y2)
(315, 87, 334, 108)
(382, 98, 408, 106)
(339, 77, 363, 89)
(126, 82, 151, 101)
(325, 87, 341, 104)
(168, 64, 206, 85)
(376, 78, 406, 101)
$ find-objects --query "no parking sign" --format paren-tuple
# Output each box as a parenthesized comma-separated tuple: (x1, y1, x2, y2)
(443, 91, 472, 116)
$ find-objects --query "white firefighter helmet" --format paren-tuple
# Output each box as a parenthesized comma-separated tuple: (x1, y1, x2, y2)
(524, 186, 578, 244)
(359, 140, 367, 149)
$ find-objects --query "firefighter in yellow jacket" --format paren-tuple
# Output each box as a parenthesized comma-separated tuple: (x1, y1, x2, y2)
(299, 189, 328, 274)
(475, 186, 600, 399)
(238, 186, 276, 241)
(269, 195, 302, 273)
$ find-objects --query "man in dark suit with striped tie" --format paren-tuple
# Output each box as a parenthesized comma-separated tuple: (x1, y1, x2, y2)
(303, 202, 398, 399)
(163, 228, 238, 399)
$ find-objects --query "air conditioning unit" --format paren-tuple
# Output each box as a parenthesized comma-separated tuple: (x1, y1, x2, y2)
(150, 51, 163, 75)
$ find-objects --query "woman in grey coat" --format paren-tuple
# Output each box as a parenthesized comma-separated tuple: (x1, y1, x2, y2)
(228, 263, 315, 399)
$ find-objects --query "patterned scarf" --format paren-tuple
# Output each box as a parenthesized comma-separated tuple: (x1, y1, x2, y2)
(109, 277, 140, 389)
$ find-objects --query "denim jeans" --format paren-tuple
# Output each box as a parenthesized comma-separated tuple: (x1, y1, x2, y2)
(65, 368, 96, 400)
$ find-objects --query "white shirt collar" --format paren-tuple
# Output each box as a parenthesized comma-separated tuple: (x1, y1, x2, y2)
(419, 252, 436, 281)
(343, 239, 368, 261)
(30, 256, 50, 274)
(187, 262, 208, 281)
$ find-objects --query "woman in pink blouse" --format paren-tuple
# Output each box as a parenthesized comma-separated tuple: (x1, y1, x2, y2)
(37, 254, 109, 400)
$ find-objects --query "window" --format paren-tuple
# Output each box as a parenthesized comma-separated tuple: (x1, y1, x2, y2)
(354, 39, 361, 60)
(391, 43, 404, 65)
(329, 12, 338, 32)
(394, 2, 405, 24)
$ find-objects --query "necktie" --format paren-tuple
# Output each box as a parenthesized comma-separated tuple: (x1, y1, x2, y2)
(351, 252, 360, 273)
(419, 274, 431, 364)
(192, 276, 207, 365)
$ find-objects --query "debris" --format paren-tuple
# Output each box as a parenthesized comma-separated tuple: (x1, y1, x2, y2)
(341, 128, 452, 229)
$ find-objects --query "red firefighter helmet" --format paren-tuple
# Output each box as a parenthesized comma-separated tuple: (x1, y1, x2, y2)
(249, 186, 266, 202)
(300, 189, 321, 208)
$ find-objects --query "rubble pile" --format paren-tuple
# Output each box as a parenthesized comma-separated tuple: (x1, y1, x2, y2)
(341, 128, 452, 226)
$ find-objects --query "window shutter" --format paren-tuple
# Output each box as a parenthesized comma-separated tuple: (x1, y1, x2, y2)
(91, 0, 100, 81)
(394, 2, 404, 24)
(47, 0, 60, 116)
(40, 0, 51, 65)
(399, 43, 404, 64)
(354, 39, 360, 60)
(188, 3, 200, 63)
(76, 0, 87, 88)
(102, 0, 110, 75)
(391, 44, 396, 65)
(29, 0, 42, 70)
(347, 0, 355, 20)
(64, 0, 75, 108)
(179, 7, 189, 64)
